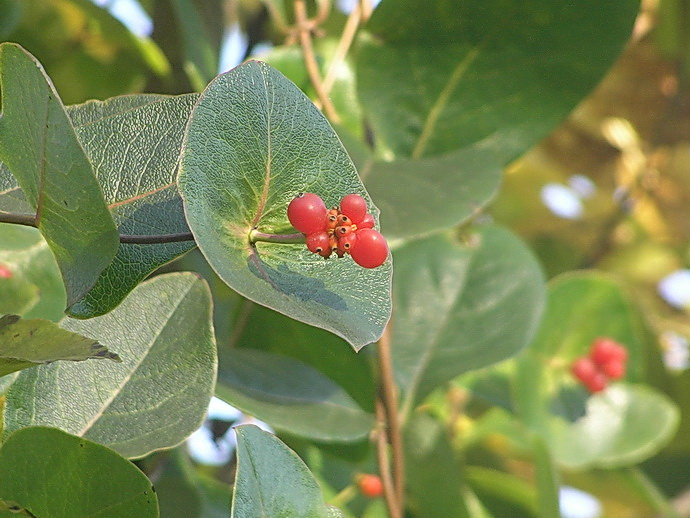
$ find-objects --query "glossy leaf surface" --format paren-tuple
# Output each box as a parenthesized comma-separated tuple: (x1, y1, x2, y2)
(0, 43, 119, 306)
(3, 273, 217, 459)
(0, 426, 158, 517)
(178, 60, 392, 349)
(231, 425, 344, 518)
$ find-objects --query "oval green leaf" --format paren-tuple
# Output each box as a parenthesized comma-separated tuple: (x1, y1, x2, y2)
(65, 93, 199, 318)
(0, 43, 119, 306)
(358, 0, 639, 159)
(549, 384, 680, 470)
(178, 60, 392, 350)
(0, 426, 158, 517)
(392, 226, 546, 414)
(3, 272, 217, 459)
(216, 348, 374, 442)
(231, 425, 344, 518)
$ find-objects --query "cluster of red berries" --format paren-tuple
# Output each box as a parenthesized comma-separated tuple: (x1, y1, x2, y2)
(287, 192, 389, 268)
(570, 337, 628, 393)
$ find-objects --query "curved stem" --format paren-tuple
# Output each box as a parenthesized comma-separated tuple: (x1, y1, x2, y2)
(249, 229, 304, 244)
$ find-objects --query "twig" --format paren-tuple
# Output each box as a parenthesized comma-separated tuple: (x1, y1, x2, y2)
(375, 398, 402, 518)
(377, 323, 405, 511)
(0, 210, 196, 244)
(322, 2, 362, 95)
(293, 0, 340, 123)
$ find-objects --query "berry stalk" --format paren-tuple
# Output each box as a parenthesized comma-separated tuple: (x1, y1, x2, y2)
(248, 229, 305, 245)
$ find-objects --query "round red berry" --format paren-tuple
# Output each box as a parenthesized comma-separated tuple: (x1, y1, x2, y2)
(358, 213, 375, 229)
(601, 359, 626, 380)
(571, 357, 598, 384)
(337, 232, 357, 253)
(340, 194, 368, 224)
(590, 337, 627, 367)
(287, 193, 327, 234)
(306, 232, 330, 255)
(357, 474, 383, 498)
(350, 229, 389, 268)
(0, 264, 12, 279)
(583, 371, 608, 393)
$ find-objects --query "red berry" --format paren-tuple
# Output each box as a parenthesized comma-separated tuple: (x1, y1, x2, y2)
(583, 371, 608, 393)
(590, 337, 627, 367)
(287, 193, 327, 234)
(601, 359, 626, 380)
(357, 474, 383, 498)
(0, 264, 12, 279)
(337, 214, 351, 226)
(571, 357, 598, 383)
(358, 213, 375, 229)
(336, 225, 353, 236)
(306, 232, 330, 254)
(337, 232, 357, 253)
(340, 194, 368, 224)
(350, 229, 389, 268)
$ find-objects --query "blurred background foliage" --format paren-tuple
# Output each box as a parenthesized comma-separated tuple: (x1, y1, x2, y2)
(5, 0, 690, 516)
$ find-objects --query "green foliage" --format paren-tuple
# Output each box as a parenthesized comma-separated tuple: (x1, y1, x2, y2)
(0, 426, 159, 517)
(0, 43, 119, 306)
(3, 273, 217, 459)
(0, 313, 120, 376)
(231, 425, 344, 518)
(1, 0, 686, 516)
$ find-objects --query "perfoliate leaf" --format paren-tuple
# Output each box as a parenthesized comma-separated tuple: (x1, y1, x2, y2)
(178, 60, 392, 350)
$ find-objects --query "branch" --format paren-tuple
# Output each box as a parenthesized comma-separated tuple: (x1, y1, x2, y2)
(377, 323, 405, 510)
(375, 398, 402, 518)
(322, 1, 363, 96)
(293, 0, 340, 123)
(0, 210, 196, 244)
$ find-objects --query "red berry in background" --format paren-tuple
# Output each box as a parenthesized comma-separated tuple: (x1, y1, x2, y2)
(357, 474, 383, 498)
(358, 213, 375, 229)
(350, 229, 389, 268)
(306, 232, 330, 255)
(287, 193, 328, 234)
(590, 337, 627, 367)
(571, 357, 598, 384)
(0, 264, 12, 279)
(583, 370, 608, 393)
(340, 193, 368, 224)
(601, 359, 626, 380)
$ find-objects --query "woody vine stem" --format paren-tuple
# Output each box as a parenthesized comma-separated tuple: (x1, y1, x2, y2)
(290, 1, 406, 517)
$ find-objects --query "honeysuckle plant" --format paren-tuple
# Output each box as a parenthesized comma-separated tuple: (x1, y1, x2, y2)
(0, 1, 685, 517)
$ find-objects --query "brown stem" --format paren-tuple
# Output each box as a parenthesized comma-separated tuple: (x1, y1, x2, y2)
(375, 398, 402, 518)
(377, 323, 405, 510)
(322, 1, 362, 95)
(293, 0, 340, 123)
(0, 210, 196, 244)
